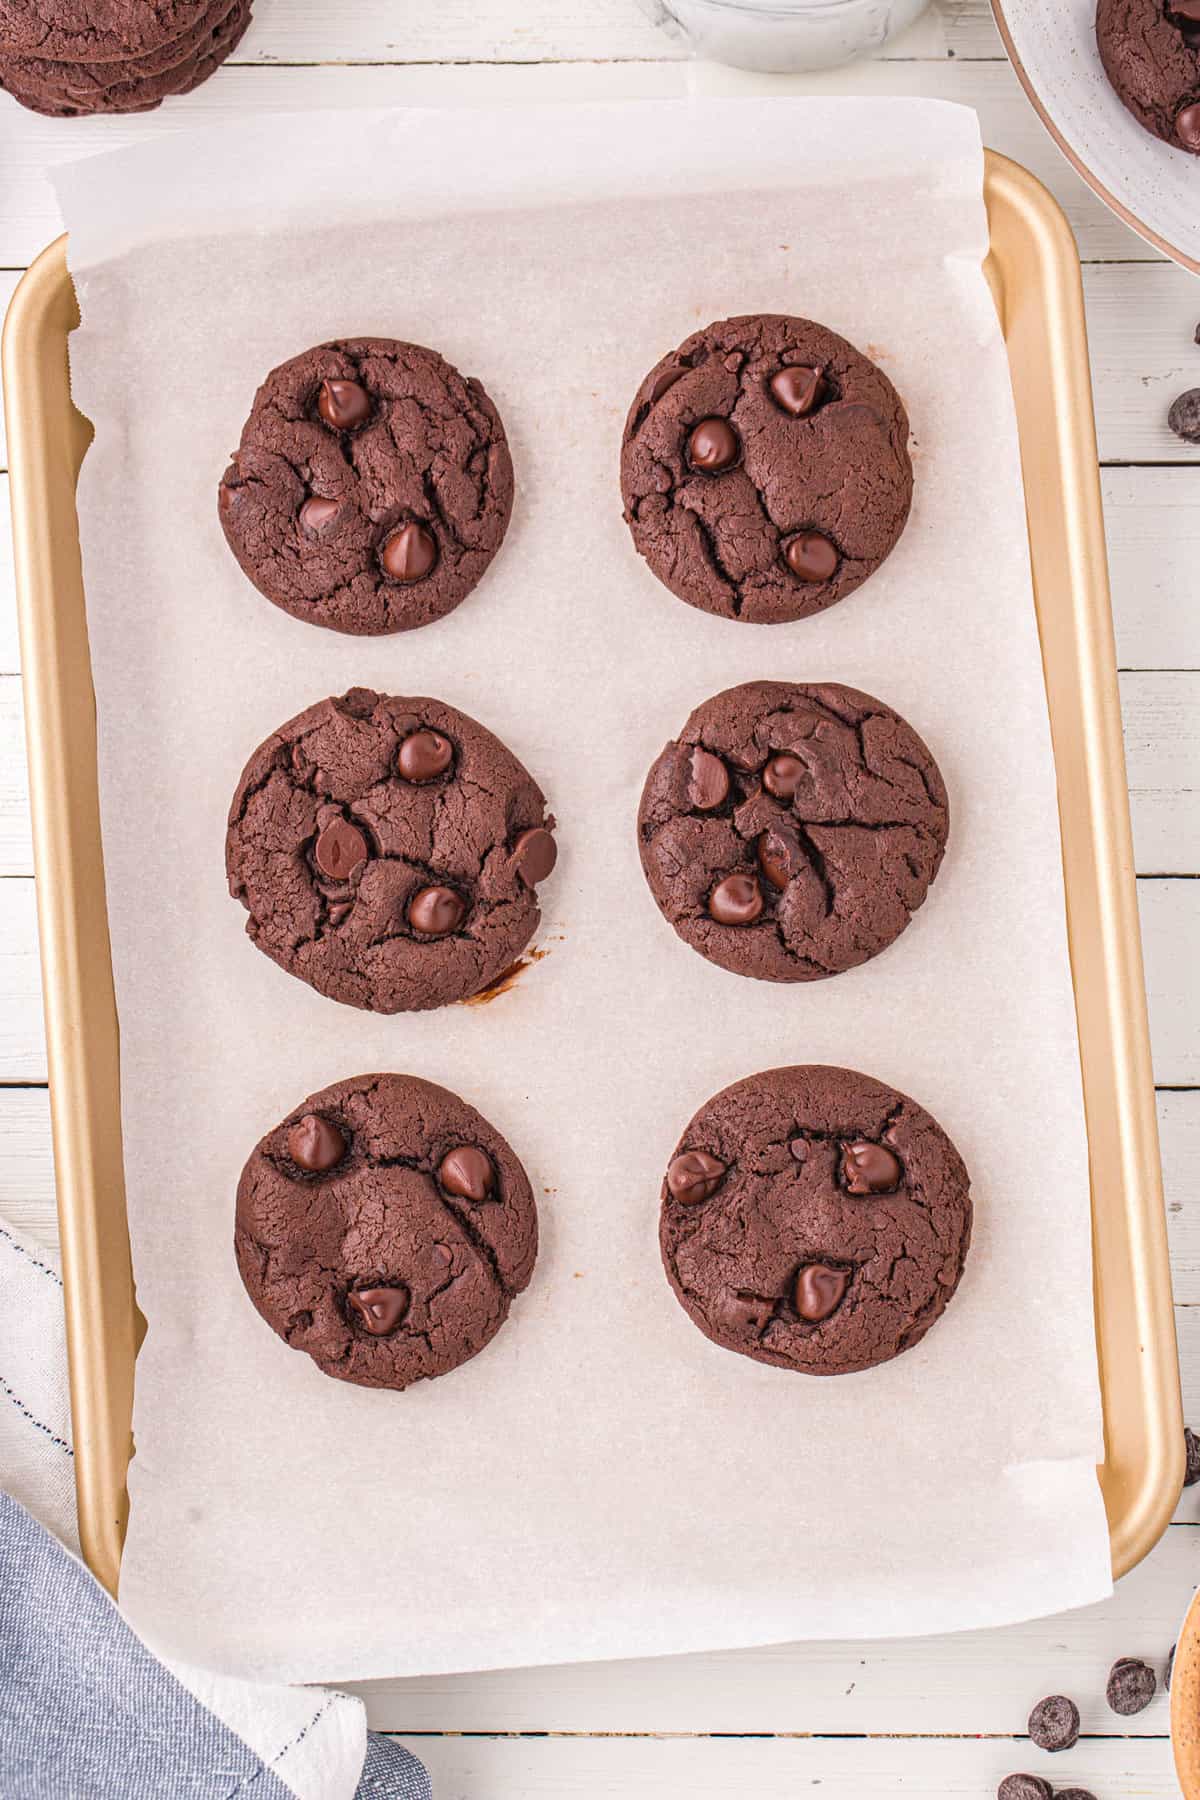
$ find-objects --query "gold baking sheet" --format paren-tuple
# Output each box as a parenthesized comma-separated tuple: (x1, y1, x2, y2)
(2, 149, 1182, 1606)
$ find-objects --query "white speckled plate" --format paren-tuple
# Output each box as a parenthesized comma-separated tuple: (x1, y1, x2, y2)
(993, 0, 1200, 271)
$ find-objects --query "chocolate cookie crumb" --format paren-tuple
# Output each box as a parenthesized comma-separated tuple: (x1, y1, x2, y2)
(1105, 1655, 1156, 1715)
(1027, 1693, 1080, 1752)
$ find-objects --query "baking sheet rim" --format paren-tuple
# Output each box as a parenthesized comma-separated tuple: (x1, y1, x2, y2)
(1, 145, 1182, 1614)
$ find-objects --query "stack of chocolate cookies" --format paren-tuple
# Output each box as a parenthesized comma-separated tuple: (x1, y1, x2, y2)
(0, 0, 251, 117)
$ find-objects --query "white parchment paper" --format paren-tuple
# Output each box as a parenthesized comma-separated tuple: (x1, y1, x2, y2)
(56, 97, 1111, 1682)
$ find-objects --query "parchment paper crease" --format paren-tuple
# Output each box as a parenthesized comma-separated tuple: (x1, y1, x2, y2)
(56, 97, 1110, 1682)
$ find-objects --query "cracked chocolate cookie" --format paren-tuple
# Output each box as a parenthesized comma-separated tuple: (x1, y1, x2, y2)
(218, 337, 513, 635)
(226, 688, 558, 1012)
(0, 0, 248, 115)
(620, 314, 912, 624)
(660, 1065, 972, 1376)
(236, 1073, 538, 1390)
(0, 0, 217, 60)
(1097, 0, 1200, 153)
(638, 681, 948, 983)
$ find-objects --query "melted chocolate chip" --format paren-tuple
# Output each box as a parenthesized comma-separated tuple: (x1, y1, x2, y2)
(783, 531, 840, 583)
(841, 1141, 902, 1194)
(687, 417, 739, 473)
(688, 747, 730, 811)
(299, 496, 340, 534)
(438, 1145, 495, 1202)
(286, 1113, 346, 1173)
(650, 365, 684, 402)
(317, 378, 371, 431)
(313, 818, 368, 882)
(347, 1284, 410, 1335)
(794, 1262, 850, 1322)
(1177, 101, 1200, 150)
(397, 729, 453, 783)
(762, 753, 805, 800)
(708, 873, 764, 925)
(511, 826, 557, 886)
(408, 885, 466, 936)
(380, 522, 438, 584)
(757, 828, 793, 891)
(769, 365, 826, 417)
(666, 1150, 725, 1204)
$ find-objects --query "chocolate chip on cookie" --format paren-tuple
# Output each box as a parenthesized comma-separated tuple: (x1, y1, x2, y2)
(621, 314, 912, 623)
(659, 1065, 971, 1376)
(638, 681, 948, 984)
(236, 1073, 537, 1389)
(226, 689, 557, 1012)
(219, 338, 513, 634)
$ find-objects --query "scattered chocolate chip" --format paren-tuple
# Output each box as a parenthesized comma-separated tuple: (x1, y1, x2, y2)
(687, 417, 739, 473)
(313, 818, 368, 882)
(299, 496, 340, 534)
(408, 885, 466, 936)
(286, 1113, 346, 1174)
(397, 729, 453, 784)
(317, 377, 371, 431)
(841, 1141, 903, 1195)
(1177, 102, 1200, 150)
(1185, 1424, 1200, 1485)
(1169, 388, 1200, 443)
(1106, 1656, 1156, 1716)
(783, 530, 840, 582)
(347, 1284, 409, 1335)
(996, 1777, 1052, 1800)
(708, 873, 764, 925)
(688, 747, 730, 810)
(438, 1145, 496, 1203)
(666, 1150, 725, 1204)
(757, 828, 793, 891)
(793, 1262, 850, 1322)
(1027, 1694, 1080, 1753)
(1167, 1644, 1176, 1691)
(769, 364, 826, 418)
(380, 521, 438, 583)
(762, 753, 805, 799)
(511, 826, 557, 886)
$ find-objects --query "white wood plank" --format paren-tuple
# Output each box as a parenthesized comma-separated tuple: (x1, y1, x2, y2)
(1121, 671, 1200, 874)
(0, 675, 29, 875)
(0, 1086, 54, 1247)
(387, 1733, 1176, 1796)
(225, 0, 1000, 66)
(1141, 878, 1200, 1088)
(0, 878, 44, 1082)
(354, 1527, 1184, 1734)
(1087, 262, 1200, 467)
(1105, 467, 1200, 670)
(0, 60, 1157, 272)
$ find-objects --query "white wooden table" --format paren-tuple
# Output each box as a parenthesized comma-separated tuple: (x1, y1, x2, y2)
(1, 3, 1197, 1793)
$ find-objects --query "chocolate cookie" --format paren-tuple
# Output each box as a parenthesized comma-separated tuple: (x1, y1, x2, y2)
(218, 337, 513, 635)
(620, 314, 912, 624)
(659, 1065, 972, 1376)
(236, 1073, 538, 1390)
(0, 0, 216, 60)
(226, 689, 558, 1013)
(638, 680, 948, 983)
(1097, 0, 1200, 152)
(0, 0, 247, 115)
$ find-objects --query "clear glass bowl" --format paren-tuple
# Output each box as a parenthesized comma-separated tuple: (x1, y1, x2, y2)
(644, 0, 931, 72)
